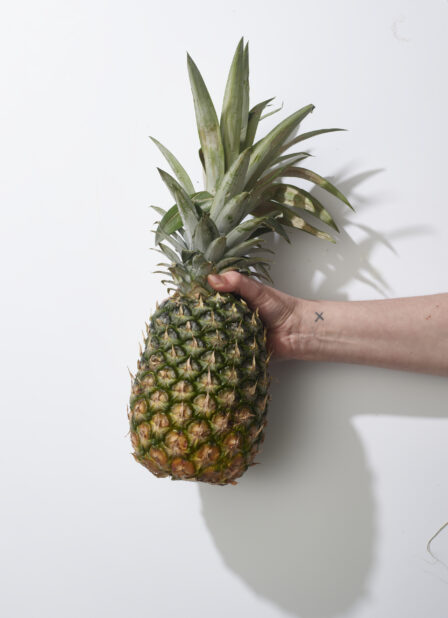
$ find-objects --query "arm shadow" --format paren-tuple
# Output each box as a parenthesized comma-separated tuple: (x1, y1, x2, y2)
(199, 169, 446, 618)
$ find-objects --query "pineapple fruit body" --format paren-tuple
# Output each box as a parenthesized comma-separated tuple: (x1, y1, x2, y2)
(129, 292, 269, 485)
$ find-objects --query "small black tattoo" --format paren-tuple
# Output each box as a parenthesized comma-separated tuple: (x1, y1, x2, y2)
(314, 311, 324, 322)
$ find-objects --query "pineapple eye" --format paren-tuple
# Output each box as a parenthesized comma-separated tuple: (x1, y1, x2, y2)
(171, 380, 194, 401)
(221, 366, 239, 385)
(173, 304, 192, 317)
(193, 444, 220, 467)
(148, 390, 169, 410)
(169, 403, 193, 426)
(222, 432, 241, 455)
(140, 373, 157, 390)
(137, 422, 152, 447)
(164, 430, 189, 455)
(148, 354, 164, 370)
(193, 393, 216, 416)
(183, 337, 205, 356)
(241, 381, 257, 400)
(200, 350, 223, 369)
(197, 371, 219, 392)
(233, 407, 254, 427)
(223, 302, 244, 319)
(177, 357, 200, 376)
(165, 327, 178, 340)
(187, 420, 211, 445)
(132, 399, 148, 421)
(227, 322, 245, 339)
(146, 336, 159, 351)
(210, 412, 230, 434)
(167, 345, 186, 361)
(216, 388, 236, 406)
(150, 412, 170, 437)
(156, 313, 171, 325)
(157, 366, 177, 385)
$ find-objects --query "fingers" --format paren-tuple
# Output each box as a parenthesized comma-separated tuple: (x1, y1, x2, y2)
(208, 271, 299, 337)
(208, 272, 266, 307)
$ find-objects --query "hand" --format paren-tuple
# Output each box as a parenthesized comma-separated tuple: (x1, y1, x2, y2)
(207, 272, 302, 360)
(209, 273, 448, 376)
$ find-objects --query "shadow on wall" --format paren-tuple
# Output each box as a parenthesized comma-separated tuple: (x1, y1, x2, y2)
(199, 170, 446, 618)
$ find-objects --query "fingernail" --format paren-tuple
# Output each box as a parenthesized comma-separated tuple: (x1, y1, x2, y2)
(208, 274, 224, 287)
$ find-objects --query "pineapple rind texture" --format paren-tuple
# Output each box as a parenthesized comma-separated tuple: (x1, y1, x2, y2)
(129, 292, 269, 485)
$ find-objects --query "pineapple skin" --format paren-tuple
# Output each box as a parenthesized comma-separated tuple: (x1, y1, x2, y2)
(129, 291, 269, 485)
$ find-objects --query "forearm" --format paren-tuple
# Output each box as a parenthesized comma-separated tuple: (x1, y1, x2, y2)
(294, 294, 448, 376)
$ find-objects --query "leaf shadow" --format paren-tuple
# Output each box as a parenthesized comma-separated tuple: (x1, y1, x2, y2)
(199, 168, 446, 617)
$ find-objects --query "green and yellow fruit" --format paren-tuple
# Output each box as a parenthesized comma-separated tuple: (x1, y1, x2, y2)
(128, 38, 351, 484)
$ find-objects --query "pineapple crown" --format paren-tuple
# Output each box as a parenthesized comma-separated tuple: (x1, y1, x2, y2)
(151, 38, 353, 295)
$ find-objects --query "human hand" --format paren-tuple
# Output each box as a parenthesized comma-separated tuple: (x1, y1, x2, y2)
(207, 272, 302, 360)
(209, 273, 448, 375)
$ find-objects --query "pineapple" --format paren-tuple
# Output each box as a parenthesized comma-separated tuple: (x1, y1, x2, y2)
(128, 38, 352, 485)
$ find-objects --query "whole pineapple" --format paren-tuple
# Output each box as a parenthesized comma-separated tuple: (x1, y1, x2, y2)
(129, 39, 352, 485)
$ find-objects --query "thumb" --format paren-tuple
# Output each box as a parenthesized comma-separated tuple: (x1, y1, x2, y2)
(208, 271, 266, 307)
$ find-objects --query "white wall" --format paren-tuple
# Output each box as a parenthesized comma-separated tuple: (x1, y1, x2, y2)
(1, 1, 447, 617)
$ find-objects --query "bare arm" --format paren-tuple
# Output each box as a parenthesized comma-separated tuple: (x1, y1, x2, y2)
(208, 272, 448, 377)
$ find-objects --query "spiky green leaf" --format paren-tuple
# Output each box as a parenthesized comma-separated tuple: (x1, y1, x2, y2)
(240, 42, 250, 149)
(192, 191, 214, 209)
(192, 214, 219, 252)
(150, 205, 167, 216)
(250, 154, 312, 198)
(155, 192, 213, 245)
(221, 38, 245, 168)
(260, 102, 283, 121)
(219, 256, 271, 274)
(191, 253, 213, 278)
(281, 128, 346, 153)
(215, 191, 250, 234)
(283, 167, 353, 209)
(273, 152, 311, 165)
(225, 237, 264, 257)
(214, 256, 244, 271)
(266, 183, 339, 231)
(246, 104, 315, 187)
(158, 169, 199, 246)
(252, 262, 273, 283)
(209, 148, 251, 219)
(204, 236, 227, 262)
(226, 215, 275, 249)
(187, 53, 225, 192)
(181, 249, 197, 263)
(243, 98, 275, 149)
(158, 242, 181, 264)
(154, 228, 187, 253)
(155, 204, 181, 243)
(150, 137, 195, 194)
(264, 215, 291, 243)
(277, 204, 336, 242)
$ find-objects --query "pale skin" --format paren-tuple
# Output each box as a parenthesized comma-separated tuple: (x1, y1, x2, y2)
(207, 272, 448, 377)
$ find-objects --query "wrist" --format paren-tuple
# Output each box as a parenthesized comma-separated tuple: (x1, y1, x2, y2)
(290, 298, 332, 361)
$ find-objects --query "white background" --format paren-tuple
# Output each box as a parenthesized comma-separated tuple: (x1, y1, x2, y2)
(1, 1, 448, 617)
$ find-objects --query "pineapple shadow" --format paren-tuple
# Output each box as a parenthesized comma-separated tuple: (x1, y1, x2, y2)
(199, 170, 444, 618)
